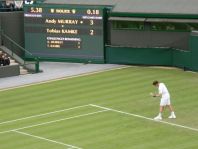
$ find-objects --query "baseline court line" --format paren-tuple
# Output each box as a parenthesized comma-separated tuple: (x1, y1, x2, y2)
(0, 109, 109, 134)
(0, 104, 90, 125)
(90, 104, 198, 132)
(13, 130, 82, 149)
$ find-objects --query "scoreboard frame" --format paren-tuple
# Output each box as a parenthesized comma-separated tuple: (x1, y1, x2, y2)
(24, 3, 107, 63)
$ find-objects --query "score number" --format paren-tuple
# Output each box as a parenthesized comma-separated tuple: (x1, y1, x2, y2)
(86, 9, 100, 15)
(30, 7, 43, 13)
(90, 30, 94, 35)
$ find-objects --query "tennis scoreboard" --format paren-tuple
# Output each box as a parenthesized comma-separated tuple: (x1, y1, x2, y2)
(24, 4, 105, 62)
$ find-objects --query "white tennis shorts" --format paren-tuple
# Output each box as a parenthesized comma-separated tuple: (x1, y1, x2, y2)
(160, 96, 171, 106)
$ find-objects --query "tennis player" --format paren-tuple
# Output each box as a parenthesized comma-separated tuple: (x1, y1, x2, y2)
(151, 81, 176, 120)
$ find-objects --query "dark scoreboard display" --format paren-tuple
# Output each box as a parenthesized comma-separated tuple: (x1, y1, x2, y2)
(24, 4, 105, 62)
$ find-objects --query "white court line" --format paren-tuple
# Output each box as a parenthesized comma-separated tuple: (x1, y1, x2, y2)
(0, 109, 109, 134)
(90, 104, 198, 132)
(0, 104, 90, 125)
(13, 130, 82, 149)
(0, 66, 131, 92)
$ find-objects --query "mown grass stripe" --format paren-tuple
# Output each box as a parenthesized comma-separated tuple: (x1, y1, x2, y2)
(13, 130, 82, 149)
(0, 66, 131, 92)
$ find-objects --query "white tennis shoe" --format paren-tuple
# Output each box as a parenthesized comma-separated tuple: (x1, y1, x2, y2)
(154, 115, 162, 120)
(168, 114, 176, 119)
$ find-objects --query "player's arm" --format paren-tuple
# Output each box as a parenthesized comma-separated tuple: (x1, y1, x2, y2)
(152, 93, 162, 97)
(153, 87, 163, 97)
(150, 92, 162, 97)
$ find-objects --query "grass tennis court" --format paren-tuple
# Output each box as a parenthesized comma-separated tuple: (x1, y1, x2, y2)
(0, 66, 198, 149)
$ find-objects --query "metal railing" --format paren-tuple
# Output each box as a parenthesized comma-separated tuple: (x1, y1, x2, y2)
(0, 30, 40, 73)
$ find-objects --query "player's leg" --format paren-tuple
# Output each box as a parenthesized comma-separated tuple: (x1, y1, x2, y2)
(160, 106, 164, 113)
(168, 104, 174, 112)
(158, 106, 164, 118)
(168, 104, 176, 118)
(154, 105, 164, 120)
(167, 98, 176, 118)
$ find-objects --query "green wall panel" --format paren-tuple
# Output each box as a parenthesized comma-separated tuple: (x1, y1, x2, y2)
(190, 33, 198, 71)
(106, 47, 172, 66)
(172, 50, 191, 70)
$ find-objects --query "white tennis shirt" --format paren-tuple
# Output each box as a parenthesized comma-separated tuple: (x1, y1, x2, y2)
(158, 83, 170, 98)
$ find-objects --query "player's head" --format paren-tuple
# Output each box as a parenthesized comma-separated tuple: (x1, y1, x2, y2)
(152, 80, 159, 87)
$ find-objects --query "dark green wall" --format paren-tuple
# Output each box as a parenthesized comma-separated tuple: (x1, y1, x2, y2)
(106, 46, 195, 71)
(190, 32, 198, 71)
(172, 50, 191, 69)
(106, 47, 172, 65)
(0, 11, 24, 47)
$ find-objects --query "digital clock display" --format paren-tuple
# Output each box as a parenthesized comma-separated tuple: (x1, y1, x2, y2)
(30, 7, 43, 13)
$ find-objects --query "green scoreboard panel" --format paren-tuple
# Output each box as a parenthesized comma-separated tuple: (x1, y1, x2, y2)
(24, 4, 105, 62)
